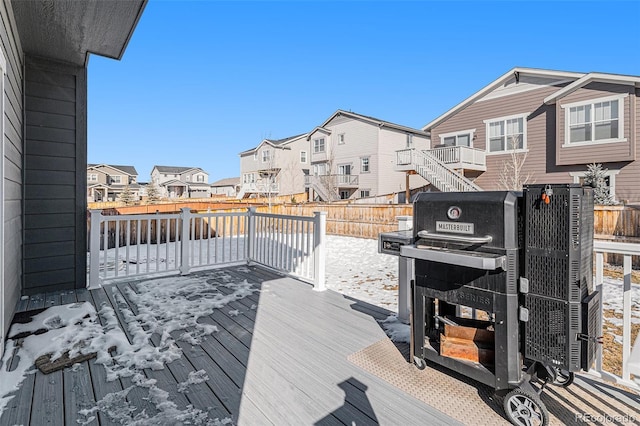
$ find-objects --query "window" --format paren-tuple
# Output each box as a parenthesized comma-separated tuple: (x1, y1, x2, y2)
(439, 129, 475, 147)
(339, 190, 350, 200)
(88, 173, 98, 182)
(253, 152, 258, 161)
(570, 170, 619, 200)
(564, 95, 625, 145)
(243, 173, 255, 184)
(406, 134, 413, 148)
(484, 114, 527, 153)
(313, 163, 327, 176)
(300, 151, 307, 163)
(186, 175, 191, 182)
(361, 157, 370, 173)
(360, 190, 370, 198)
(314, 138, 325, 153)
(338, 164, 351, 175)
(111, 175, 122, 184)
(197, 175, 205, 182)
(262, 150, 271, 163)
(338, 133, 345, 145)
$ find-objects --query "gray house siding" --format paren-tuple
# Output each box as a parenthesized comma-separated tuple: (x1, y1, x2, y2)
(1, 0, 24, 341)
(431, 84, 568, 190)
(23, 56, 87, 294)
(430, 79, 640, 203)
(556, 82, 634, 165)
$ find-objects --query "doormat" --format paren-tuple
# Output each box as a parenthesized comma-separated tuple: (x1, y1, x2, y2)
(347, 339, 640, 426)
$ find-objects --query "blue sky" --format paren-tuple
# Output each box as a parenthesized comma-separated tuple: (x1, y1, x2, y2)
(87, 0, 640, 183)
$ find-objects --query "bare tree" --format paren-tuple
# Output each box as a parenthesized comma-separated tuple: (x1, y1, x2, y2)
(318, 139, 339, 202)
(498, 134, 535, 191)
(257, 146, 279, 210)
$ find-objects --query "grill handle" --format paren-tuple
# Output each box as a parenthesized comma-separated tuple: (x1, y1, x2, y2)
(417, 231, 492, 245)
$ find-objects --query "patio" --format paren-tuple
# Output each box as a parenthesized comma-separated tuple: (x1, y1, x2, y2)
(2, 264, 639, 425)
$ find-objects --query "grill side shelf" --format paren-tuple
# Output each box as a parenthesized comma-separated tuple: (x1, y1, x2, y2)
(401, 245, 506, 270)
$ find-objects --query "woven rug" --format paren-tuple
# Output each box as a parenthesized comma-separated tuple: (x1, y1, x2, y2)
(348, 339, 640, 425)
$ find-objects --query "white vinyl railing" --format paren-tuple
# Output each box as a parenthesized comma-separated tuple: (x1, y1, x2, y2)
(592, 240, 640, 390)
(88, 208, 326, 290)
(429, 146, 486, 167)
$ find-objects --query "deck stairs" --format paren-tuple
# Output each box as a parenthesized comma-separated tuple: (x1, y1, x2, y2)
(405, 149, 481, 192)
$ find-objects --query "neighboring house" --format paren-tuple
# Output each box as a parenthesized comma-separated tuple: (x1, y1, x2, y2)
(87, 164, 139, 202)
(306, 110, 430, 201)
(211, 177, 240, 197)
(0, 1, 146, 357)
(417, 67, 640, 202)
(238, 134, 309, 199)
(151, 166, 210, 198)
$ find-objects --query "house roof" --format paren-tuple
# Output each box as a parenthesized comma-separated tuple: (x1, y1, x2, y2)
(153, 166, 206, 175)
(239, 133, 307, 156)
(11, 0, 147, 66)
(543, 72, 640, 105)
(421, 67, 640, 131)
(211, 177, 240, 187)
(88, 164, 138, 176)
(319, 110, 429, 137)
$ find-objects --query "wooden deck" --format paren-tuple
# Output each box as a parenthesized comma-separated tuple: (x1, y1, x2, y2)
(0, 265, 459, 425)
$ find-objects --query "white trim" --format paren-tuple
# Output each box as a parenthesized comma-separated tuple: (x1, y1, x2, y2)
(484, 113, 530, 154)
(0, 46, 6, 359)
(477, 78, 576, 103)
(560, 93, 628, 109)
(438, 128, 476, 147)
(486, 149, 530, 157)
(569, 170, 620, 199)
(562, 94, 627, 146)
(300, 150, 307, 164)
(545, 73, 640, 104)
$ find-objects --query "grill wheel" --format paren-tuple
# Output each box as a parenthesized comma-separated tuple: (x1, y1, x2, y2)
(503, 387, 549, 426)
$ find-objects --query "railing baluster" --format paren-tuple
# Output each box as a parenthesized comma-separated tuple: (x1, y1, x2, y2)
(114, 219, 120, 278)
(622, 254, 632, 382)
(136, 219, 141, 275)
(165, 218, 170, 270)
(199, 216, 204, 266)
(229, 214, 234, 262)
(223, 215, 227, 263)
(155, 216, 160, 273)
(125, 220, 130, 276)
(146, 219, 151, 273)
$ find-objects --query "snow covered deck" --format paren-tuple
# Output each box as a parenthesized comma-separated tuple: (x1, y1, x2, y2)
(0, 264, 457, 425)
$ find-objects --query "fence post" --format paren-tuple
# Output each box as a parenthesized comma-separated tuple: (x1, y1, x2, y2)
(313, 211, 327, 291)
(397, 215, 413, 323)
(88, 209, 103, 289)
(180, 208, 191, 275)
(247, 207, 256, 264)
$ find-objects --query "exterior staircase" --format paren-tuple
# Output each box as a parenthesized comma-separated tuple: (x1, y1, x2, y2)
(397, 149, 481, 192)
(305, 175, 337, 202)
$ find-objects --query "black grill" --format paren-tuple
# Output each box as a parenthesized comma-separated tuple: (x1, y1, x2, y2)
(382, 184, 601, 394)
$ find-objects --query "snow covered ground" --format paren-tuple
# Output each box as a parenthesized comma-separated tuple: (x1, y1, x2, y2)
(1, 235, 638, 422)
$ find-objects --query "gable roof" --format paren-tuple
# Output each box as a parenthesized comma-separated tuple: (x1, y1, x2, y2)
(422, 67, 640, 131)
(211, 177, 240, 187)
(239, 133, 308, 156)
(160, 179, 187, 187)
(153, 166, 206, 175)
(320, 110, 429, 136)
(543, 71, 640, 105)
(88, 164, 138, 176)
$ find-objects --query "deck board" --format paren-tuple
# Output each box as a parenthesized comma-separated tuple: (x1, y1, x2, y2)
(18, 264, 628, 425)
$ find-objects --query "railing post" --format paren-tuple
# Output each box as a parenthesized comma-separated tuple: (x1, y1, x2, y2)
(313, 211, 327, 291)
(88, 209, 103, 289)
(397, 215, 414, 323)
(247, 207, 256, 263)
(622, 254, 632, 382)
(595, 251, 604, 372)
(180, 207, 191, 275)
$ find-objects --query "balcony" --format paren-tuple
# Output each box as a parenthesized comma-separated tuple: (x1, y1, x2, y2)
(304, 174, 359, 188)
(396, 146, 486, 172)
(240, 181, 279, 194)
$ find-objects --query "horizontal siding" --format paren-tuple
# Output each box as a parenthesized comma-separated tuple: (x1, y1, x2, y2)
(23, 56, 86, 293)
(557, 82, 634, 165)
(1, 0, 23, 346)
(431, 81, 640, 202)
